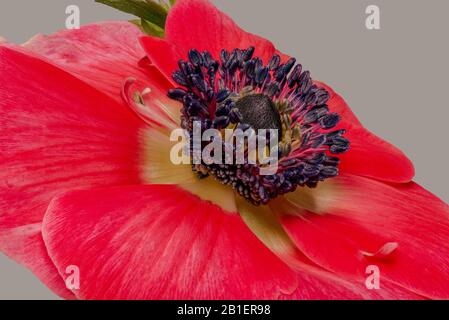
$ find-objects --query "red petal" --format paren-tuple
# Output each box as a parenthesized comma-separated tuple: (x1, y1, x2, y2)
(315, 81, 415, 183)
(24, 21, 172, 104)
(0, 224, 75, 299)
(166, 0, 277, 62)
(339, 127, 415, 183)
(0, 46, 146, 296)
(139, 36, 180, 86)
(42, 185, 376, 300)
(140, 0, 283, 80)
(281, 175, 449, 299)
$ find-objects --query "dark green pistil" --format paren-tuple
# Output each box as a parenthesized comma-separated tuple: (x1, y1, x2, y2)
(235, 94, 282, 134)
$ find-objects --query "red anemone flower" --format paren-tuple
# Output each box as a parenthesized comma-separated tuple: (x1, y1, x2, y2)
(1, 0, 448, 300)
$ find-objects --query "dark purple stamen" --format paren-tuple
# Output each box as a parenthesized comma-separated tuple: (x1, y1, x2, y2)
(167, 47, 350, 205)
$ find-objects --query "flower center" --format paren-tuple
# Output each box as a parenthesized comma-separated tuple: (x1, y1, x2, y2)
(235, 94, 282, 133)
(168, 47, 350, 205)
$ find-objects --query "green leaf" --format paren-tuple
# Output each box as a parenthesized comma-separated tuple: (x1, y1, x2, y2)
(96, 0, 168, 28)
(140, 18, 165, 37)
(129, 18, 145, 30)
(129, 18, 165, 37)
(148, 0, 169, 11)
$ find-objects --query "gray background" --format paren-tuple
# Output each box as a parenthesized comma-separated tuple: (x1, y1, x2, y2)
(0, 0, 448, 299)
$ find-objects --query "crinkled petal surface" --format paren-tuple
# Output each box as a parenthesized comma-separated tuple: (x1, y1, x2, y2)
(42, 185, 389, 300)
(0, 45, 150, 297)
(24, 21, 172, 105)
(280, 175, 449, 299)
